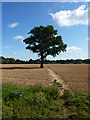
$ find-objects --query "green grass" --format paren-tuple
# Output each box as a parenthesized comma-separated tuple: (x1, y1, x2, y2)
(65, 91, 90, 118)
(2, 83, 90, 119)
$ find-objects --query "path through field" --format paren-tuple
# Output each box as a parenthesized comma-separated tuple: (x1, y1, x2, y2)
(2, 64, 88, 93)
(47, 68, 70, 95)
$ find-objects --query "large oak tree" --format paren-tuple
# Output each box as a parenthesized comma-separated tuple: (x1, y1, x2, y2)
(23, 25, 67, 68)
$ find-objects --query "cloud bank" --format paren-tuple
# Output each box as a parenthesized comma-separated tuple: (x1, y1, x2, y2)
(49, 5, 88, 27)
(66, 46, 81, 53)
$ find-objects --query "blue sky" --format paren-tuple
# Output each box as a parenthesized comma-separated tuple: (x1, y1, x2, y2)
(2, 2, 88, 60)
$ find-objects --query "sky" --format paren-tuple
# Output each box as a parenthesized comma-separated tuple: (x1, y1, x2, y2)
(2, 2, 89, 60)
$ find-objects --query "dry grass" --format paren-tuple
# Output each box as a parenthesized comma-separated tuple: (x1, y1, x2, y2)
(47, 64, 88, 93)
(1, 64, 89, 93)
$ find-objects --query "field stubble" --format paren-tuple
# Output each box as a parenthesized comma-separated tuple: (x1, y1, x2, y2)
(1, 64, 51, 87)
(47, 64, 88, 93)
(1, 64, 89, 93)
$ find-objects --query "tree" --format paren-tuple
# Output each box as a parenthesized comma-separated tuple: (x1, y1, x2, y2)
(23, 25, 67, 68)
(15, 59, 21, 64)
(6, 58, 9, 64)
(9, 58, 15, 64)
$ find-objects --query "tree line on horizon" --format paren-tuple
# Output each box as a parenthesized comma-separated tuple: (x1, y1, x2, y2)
(0, 56, 90, 64)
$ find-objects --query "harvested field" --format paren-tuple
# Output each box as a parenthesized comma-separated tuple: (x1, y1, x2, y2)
(1, 64, 51, 87)
(47, 64, 89, 93)
(1, 64, 89, 93)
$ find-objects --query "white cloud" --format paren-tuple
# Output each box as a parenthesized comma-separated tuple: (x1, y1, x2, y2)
(8, 22, 18, 28)
(66, 46, 82, 53)
(13, 35, 25, 44)
(13, 36, 24, 40)
(49, 5, 88, 27)
(3, 46, 10, 48)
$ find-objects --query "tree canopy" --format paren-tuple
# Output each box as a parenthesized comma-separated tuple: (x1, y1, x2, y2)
(23, 25, 67, 68)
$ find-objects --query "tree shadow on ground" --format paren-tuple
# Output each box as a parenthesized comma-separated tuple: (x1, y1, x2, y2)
(0, 67, 41, 69)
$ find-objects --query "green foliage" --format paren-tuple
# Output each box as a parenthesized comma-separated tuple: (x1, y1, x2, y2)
(23, 25, 67, 67)
(52, 80, 63, 90)
(0, 56, 15, 64)
(15, 59, 25, 64)
(2, 84, 61, 118)
(65, 91, 90, 118)
(9, 58, 15, 64)
(2, 84, 90, 118)
(23, 25, 67, 57)
(1, 56, 90, 64)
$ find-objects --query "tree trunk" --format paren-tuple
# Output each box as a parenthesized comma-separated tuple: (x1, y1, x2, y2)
(40, 53, 44, 68)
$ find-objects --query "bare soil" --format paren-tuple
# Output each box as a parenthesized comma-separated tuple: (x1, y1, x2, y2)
(47, 64, 88, 93)
(1, 64, 89, 93)
(1, 64, 51, 87)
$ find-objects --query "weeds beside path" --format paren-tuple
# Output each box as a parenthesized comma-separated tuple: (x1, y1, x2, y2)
(2, 84, 90, 119)
(47, 67, 70, 95)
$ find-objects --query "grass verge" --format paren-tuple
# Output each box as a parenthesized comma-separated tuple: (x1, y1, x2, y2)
(2, 83, 90, 119)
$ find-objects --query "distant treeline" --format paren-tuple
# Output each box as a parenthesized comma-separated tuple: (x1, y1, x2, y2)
(0, 56, 90, 64)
